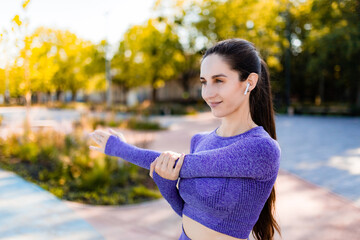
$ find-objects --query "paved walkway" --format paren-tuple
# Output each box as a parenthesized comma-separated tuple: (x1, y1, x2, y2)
(1, 110, 360, 239)
(0, 169, 103, 240)
(275, 115, 360, 206)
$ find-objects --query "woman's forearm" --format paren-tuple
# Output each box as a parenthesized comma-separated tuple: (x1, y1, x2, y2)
(105, 135, 161, 170)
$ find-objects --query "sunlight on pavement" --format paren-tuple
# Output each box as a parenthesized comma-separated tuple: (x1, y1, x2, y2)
(328, 148, 360, 175)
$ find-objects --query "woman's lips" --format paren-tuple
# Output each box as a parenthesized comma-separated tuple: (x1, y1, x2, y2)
(209, 101, 222, 108)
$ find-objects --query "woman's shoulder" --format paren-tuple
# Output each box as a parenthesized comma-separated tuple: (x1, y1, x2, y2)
(190, 131, 210, 143)
(189, 131, 212, 153)
(248, 134, 282, 163)
(226, 127, 281, 160)
(191, 131, 211, 141)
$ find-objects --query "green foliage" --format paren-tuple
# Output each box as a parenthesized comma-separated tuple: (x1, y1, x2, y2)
(128, 185, 162, 204)
(6, 27, 106, 99)
(14, 142, 40, 163)
(297, 0, 360, 107)
(155, 0, 360, 112)
(125, 117, 163, 130)
(112, 18, 185, 101)
(91, 118, 107, 130)
(0, 129, 161, 205)
(86, 114, 164, 131)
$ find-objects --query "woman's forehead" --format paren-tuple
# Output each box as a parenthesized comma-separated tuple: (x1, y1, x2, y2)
(200, 54, 236, 78)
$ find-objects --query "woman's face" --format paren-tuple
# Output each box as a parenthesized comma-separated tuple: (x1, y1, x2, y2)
(200, 54, 249, 118)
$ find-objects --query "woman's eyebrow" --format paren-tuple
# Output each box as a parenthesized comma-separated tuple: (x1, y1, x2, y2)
(200, 74, 228, 80)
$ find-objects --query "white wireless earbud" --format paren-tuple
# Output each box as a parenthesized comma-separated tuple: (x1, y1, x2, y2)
(244, 82, 250, 95)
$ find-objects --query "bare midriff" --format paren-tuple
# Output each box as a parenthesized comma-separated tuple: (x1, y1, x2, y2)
(182, 214, 247, 240)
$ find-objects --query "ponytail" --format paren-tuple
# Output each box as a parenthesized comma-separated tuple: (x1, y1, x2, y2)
(250, 59, 276, 139)
(251, 59, 281, 240)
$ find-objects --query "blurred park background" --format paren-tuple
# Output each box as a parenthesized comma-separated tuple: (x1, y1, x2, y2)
(0, 0, 360, 239)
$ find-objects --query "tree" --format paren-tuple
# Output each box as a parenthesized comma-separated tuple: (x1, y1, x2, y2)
(12, 26, 106, 103)
(112, 18, 184, 102)
(304, 0, 360, 108)
(154, 0, 289, 105)
(153, 3, 203, 100)
(50, 29, 94, 101)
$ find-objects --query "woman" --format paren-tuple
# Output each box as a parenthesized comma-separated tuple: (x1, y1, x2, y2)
(89, 38, 281, 240)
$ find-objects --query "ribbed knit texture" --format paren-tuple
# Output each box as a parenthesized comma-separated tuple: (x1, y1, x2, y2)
(105, 126, 281, 239)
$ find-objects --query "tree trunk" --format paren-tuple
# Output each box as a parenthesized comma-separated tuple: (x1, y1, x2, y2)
(152, 87, 157, 103)
(37, 92, 42, 103)
(56, 90, 62, 102)
(122, 85, 129, 104)
(151, 76, 158, 103)
(71, 90, 77, 102)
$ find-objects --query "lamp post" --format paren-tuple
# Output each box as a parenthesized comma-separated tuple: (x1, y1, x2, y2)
(284, 4, 292, 115)
(2, 31, 10, 104)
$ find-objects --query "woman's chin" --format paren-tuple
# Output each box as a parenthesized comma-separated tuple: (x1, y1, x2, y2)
(211, 109, 225, 118)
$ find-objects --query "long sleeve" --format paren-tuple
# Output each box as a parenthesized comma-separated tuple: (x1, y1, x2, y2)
(104, 135, 184, 217)
(179, 136, 281, 180)
(105, 135, 160, 169)
(105, 133, 281, 181)
(152, 173, 184, 216)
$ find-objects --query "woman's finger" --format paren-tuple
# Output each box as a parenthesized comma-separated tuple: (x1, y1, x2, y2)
(108, 128, 126, 142)
(149, 159, 156, 178)
(162, 153, 172, 172)
(155, 155, 164, 173)
(167, 153, 178, 170)
(94, 130, 107, 139)
(109, 129, 119, 137)
(90, 133, 103, 145)
(174, 153, 185, 173)
(89, 145, 103, 152)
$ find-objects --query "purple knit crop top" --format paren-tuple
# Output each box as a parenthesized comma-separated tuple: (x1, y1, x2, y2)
(105, 126, 281, 239)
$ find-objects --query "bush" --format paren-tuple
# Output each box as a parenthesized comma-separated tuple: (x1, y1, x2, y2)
(15, 142, 40, 163)
(89, 116, 162, 131)
(91, 118, 107, 129)
(128, 185, 162, 204)
(123, 117, 164, 130)
(0, 129, 162, 205)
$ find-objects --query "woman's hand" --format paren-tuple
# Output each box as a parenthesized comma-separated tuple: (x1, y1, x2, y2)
(89, 128, 126, 153)
(149, 151, 185, 180)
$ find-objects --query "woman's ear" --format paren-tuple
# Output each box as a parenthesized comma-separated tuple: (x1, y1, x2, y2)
(246, 73, 259, 91)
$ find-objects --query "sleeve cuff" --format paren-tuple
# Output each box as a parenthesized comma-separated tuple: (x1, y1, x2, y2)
(105, 135, 122, 156)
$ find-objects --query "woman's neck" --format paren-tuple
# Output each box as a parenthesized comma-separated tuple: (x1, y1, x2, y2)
(217, 104, 258, 137)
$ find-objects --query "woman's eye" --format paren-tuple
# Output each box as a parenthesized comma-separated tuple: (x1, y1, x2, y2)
(200, 80, 222, 85)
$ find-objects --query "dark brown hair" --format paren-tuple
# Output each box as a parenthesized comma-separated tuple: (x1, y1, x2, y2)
(202, 38, 281, 240)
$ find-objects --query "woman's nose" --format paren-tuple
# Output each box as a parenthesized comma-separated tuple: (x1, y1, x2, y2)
(202, 85, 218, 99)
